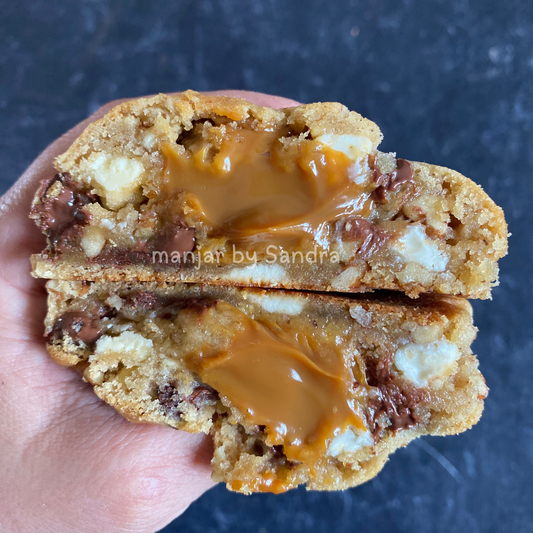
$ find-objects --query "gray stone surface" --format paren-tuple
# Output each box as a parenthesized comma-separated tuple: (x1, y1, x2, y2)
(1, 0, 531, 531)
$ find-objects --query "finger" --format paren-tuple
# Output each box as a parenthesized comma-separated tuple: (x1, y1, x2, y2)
(105, 427, 216, 531)
(6, 380, 216, 533)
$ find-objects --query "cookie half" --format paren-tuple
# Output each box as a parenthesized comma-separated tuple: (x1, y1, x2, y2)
(45, 280, 487, 493)
(31, 91, 507, 298)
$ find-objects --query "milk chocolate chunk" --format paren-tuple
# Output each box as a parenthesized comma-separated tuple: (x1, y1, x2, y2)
(395, 158, 414, 186)
(157, 382, 182, 416)
(154, 222, 195, 255)
(187, 384, 219, 406)
(124, 291, 216, 316)
(365, 356, 425, 435)
(31, 173, 97, 246)
(50, 311, 102, 346)
(341, 218, 389, 258)
(89, 248, 152, 266)
(371, 158, 414, 203)
(125, 291, 160, 311)
(157, 382, 218, 419)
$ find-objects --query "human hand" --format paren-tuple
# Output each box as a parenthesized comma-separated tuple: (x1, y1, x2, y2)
(0, 90, 299, 533)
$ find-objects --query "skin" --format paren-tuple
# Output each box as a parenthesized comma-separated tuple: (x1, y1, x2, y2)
(0, 90, 299, 533)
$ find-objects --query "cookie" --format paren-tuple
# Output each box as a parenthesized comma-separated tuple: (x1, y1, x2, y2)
(45, 280, 487, 493)
(31, 91, 507, 298)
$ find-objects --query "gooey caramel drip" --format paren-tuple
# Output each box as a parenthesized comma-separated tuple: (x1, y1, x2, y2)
(190, 308, 364, 465)
(163, 125, 371, 245)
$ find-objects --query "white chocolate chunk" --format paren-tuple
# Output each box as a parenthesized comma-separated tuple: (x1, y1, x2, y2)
(224, 264, 288, 285)
(105, 294, 124, 311)
(90, 154, 144, 192)
(95, 331, 153, 363)
(316, 134, 374, 159)
(87, 153, 145, 209)
(81, 226, 106, 258)
(348, 158, 371, 185)
(327, 427, 373, 457)
(349, 304, 372, 327)
(394, 340, 460, 387)
(245, 292, 305, 315)
(142, 132, 158, 150)
(392, 225, 448, 272)
(100, 218, 116, 230)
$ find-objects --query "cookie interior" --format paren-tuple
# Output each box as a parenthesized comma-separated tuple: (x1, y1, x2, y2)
(46, 281, 487, 493)
(31, 91, 507, 298)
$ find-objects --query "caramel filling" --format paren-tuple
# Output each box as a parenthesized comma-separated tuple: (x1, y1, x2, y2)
(190, 309, 364, 465)
(163, 126, 372, 245)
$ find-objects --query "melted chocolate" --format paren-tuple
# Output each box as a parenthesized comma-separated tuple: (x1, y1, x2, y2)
(153, 222, 196, 255)
(126, 291, 160, 311)
(187, 385, 219, 406)
(371, 158, 414, 204)
(125, 292, 216, 317)
(31, 173, 98, 251)
(87, 222, 195, 266)
(48, 304, 116, 347)
(157, 382, 219, 419)
(50, 311, 102, 346)
(365, 356, 426, 435)
(90, 249, 152, 266)
(341, 217, 389, 258)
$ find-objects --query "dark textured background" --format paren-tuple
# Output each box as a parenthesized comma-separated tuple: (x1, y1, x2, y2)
(1, 1, 531, 532)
